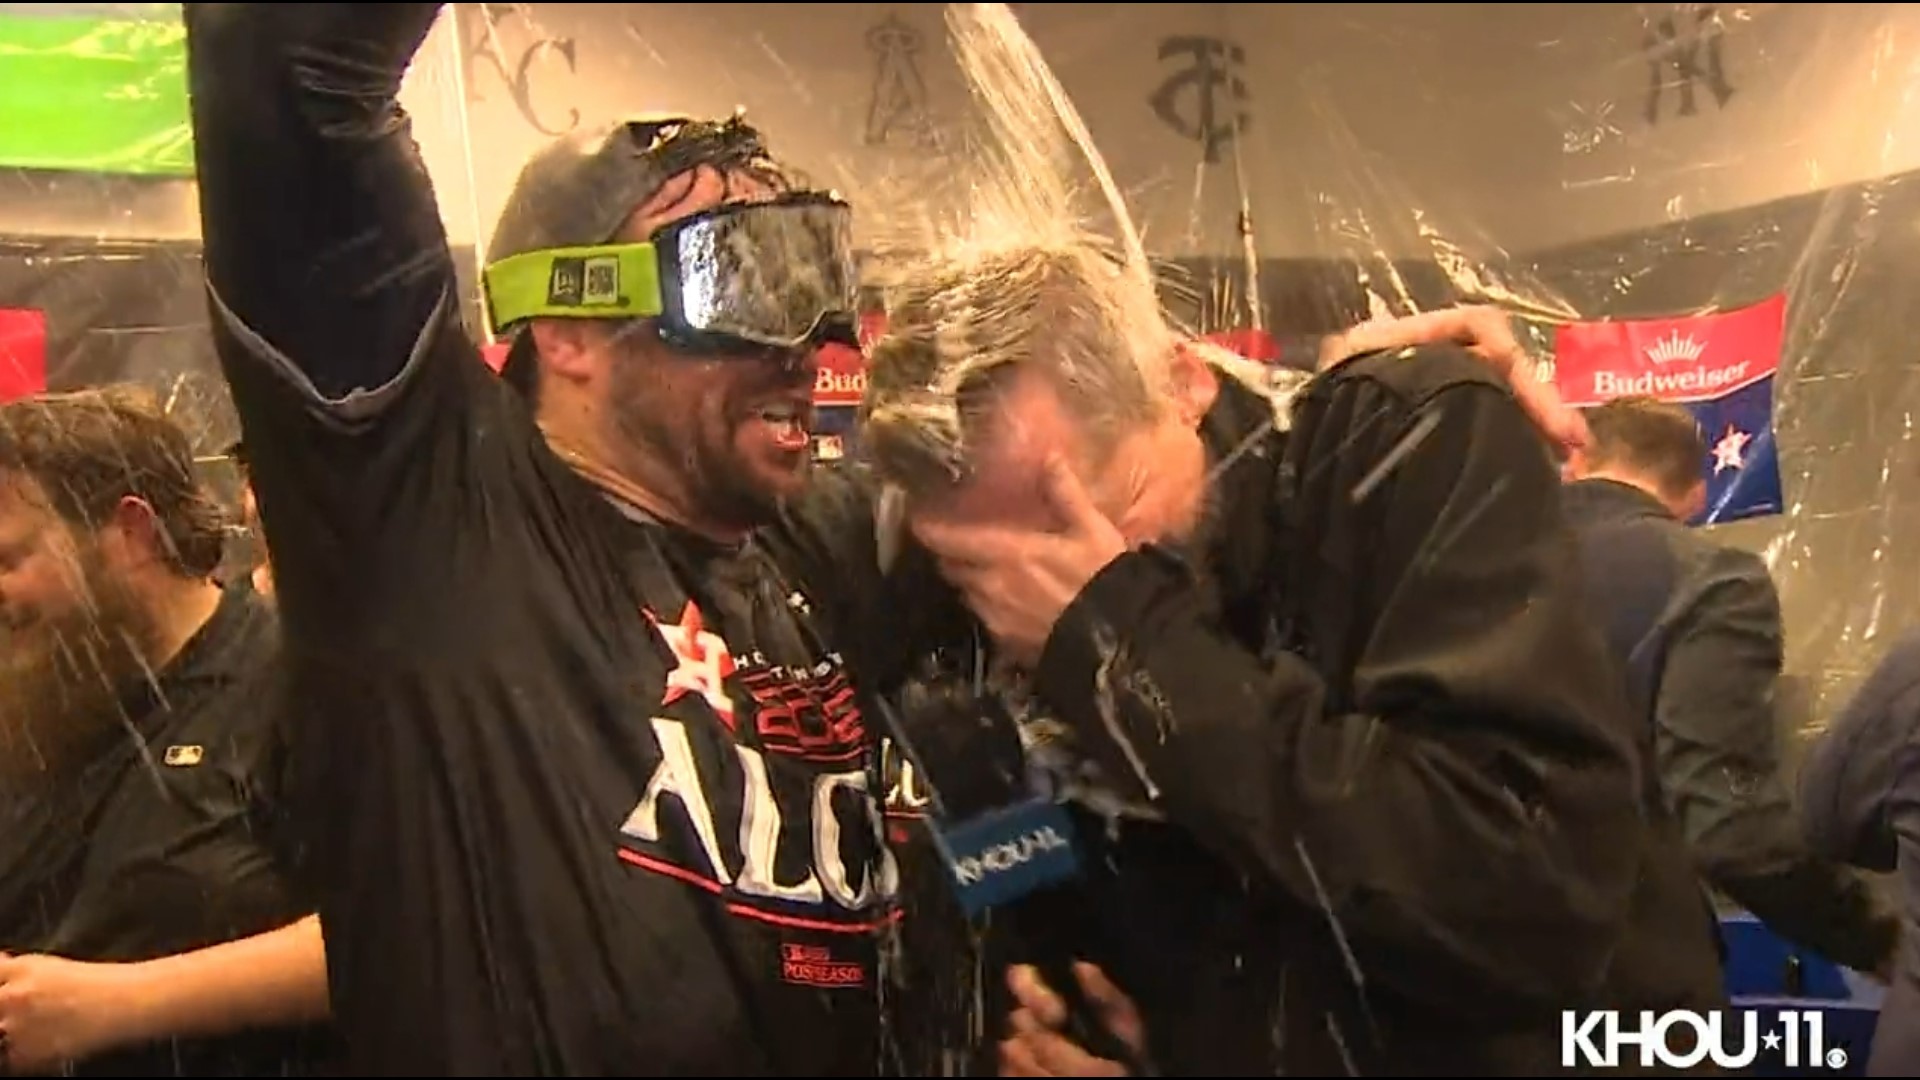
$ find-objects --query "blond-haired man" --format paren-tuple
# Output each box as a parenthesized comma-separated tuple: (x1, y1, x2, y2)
(862, 245, 1724, 1075)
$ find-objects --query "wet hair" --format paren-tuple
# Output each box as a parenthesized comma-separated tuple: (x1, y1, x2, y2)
(0, 386, 228, 578)
(861, 241, 1173, 497)
(1581, 395, 1707, 500)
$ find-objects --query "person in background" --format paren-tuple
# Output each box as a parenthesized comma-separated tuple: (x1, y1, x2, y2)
(1799, 633, 1920, 1077)
(859, 242, 1721, 1074)
(1563, 395, 1897, 983)
(0, 387, 330, 1075)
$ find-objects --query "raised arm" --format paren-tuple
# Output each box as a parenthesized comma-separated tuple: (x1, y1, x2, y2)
(185, 3, 524, 628)
(185, 3, 450, 399)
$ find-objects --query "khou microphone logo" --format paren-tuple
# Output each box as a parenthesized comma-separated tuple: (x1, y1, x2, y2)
(938, 799, 1080, 917)
(1561, 1009, 1850, 1071)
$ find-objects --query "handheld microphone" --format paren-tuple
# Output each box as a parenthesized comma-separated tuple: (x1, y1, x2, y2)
(880, 675, 1157, 1076)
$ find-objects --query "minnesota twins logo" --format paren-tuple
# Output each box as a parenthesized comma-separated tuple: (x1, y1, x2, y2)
(1149, 36, 1250, 165)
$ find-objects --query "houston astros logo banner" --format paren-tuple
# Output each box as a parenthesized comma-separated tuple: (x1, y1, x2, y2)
(1553, 294, 1787, 526)
(0, 307, 46, 403)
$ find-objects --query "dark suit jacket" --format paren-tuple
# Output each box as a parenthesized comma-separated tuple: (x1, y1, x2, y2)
(1801, 632, 1920, 1075)
(1564, 478, 1895, 974)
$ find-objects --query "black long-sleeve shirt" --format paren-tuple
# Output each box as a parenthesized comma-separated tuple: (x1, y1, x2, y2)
(186, 6, 913, 1073)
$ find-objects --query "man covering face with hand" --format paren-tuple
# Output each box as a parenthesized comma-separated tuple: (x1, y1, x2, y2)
(860, 243, 1725, 1075)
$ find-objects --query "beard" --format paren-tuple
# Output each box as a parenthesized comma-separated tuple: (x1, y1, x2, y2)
(609, 351, 809, 531)
(0, 562, 159, 796)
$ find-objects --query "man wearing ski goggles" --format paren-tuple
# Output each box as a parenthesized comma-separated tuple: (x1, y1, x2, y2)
(480, 115, 862, 532)
(483, 189, 860, 356)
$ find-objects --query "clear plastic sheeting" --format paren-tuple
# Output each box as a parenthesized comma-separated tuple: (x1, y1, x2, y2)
(3, 2, 1917, 753)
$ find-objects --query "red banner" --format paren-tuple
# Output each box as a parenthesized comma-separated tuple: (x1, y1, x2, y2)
(0, 307, 46, 402)
(1552, 294, 1785, 409)
(1202, 327, 1280, 363)
(814, 343, 866, 407)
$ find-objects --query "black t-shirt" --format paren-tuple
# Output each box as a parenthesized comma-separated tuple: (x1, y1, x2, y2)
(0, 585, 331, 1076)
(218, 294, 898, 1076)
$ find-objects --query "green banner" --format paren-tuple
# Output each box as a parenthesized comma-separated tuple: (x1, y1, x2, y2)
(0, 6, 190, 176)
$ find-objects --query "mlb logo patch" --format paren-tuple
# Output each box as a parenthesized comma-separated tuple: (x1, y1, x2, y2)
(162, 744, 204, 767)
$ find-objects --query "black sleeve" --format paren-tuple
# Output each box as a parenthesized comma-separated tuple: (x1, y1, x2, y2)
(1034, 347, 1646, 1017)
(185, 3, 529, 633)
(1801, 634, 1920, 871)
(186, 3, 449, 401)
(1653, 549, 1897, 973)
(772, 463, 972, 697)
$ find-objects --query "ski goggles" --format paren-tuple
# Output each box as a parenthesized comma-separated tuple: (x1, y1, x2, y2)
(482, 191, 860, 353)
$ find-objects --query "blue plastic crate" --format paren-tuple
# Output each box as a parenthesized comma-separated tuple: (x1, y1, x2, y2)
(1720, 913, 1881, 1075)
(1721, 913, 1853, 1000)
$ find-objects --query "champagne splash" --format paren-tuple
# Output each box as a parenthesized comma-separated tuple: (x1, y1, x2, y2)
(938, 3, 1176, 375)
(941, 3, 1150, 276)
(862, 2, 1189, 493)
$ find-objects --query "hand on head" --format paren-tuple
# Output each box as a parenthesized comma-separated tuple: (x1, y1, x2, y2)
(1326, 305, 1590, 458)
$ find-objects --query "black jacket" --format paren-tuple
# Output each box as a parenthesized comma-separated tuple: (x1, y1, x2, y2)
(1564, 478, 1895, 974)
(1013, 348, 1727, 1074)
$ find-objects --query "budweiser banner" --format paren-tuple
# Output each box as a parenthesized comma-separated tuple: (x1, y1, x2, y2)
(1203, 328, 1281, 363)
(812, 342, 866, 464)
(1553, 294, 1787, 525)
(0, 307, 47, 402)
(808, 311, 886, 464)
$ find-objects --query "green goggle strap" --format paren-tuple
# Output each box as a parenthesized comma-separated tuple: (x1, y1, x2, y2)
(482, 243, 666, 336)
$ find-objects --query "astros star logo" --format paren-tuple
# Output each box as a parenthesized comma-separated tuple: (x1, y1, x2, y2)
(651, 602, 738, 729)
(1711, 425, 1751, 475)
